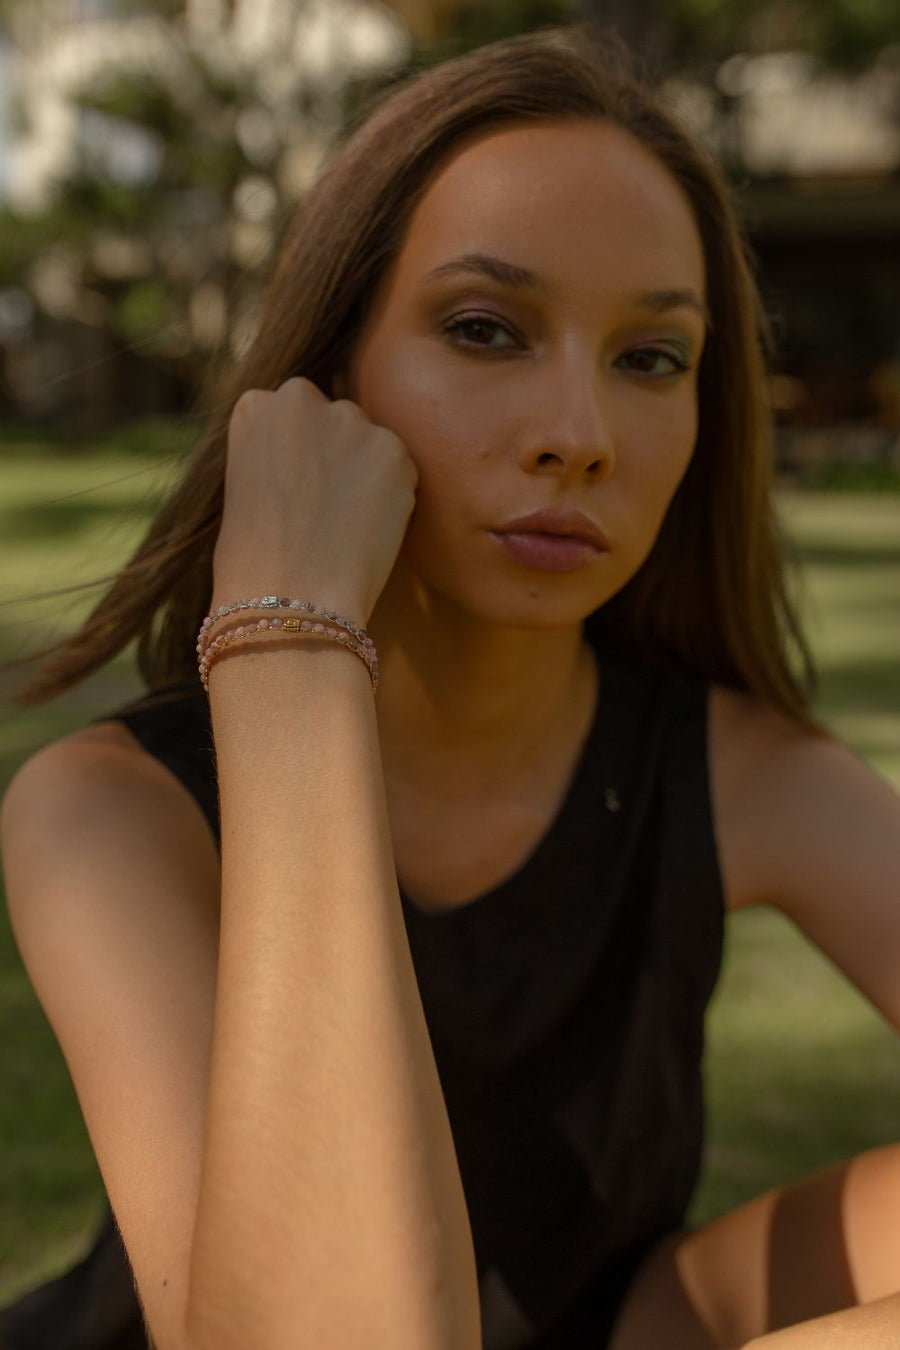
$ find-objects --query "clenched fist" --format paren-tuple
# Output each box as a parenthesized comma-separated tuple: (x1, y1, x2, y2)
(213, 378, 418, 624)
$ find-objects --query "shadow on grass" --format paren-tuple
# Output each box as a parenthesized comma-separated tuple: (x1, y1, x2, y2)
(4, 497, 163, 543)
(693, 1039, 900, 1224)
(795, 544, 900, 569)
(0, 417, 198, 461)
(817, 657, 900, 713)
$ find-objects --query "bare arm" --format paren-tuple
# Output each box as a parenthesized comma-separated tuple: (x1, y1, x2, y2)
(185, 643, 479, 1349)
(3, 380, 478, 1350)
(184, 381, 480, 1348)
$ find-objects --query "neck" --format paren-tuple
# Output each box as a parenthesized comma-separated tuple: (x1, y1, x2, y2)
(368, 565, 598, 798)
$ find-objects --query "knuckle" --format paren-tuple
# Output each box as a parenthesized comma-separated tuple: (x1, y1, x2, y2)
(230, 387, 266, 427)
(333, 397, 367, 427)
(281, 375, 320, 400)
(378, 426, 405, 455)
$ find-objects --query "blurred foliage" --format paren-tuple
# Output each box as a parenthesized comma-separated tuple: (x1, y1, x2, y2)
(82, 69, 191, 141)
(106, 0, 185, 18)
(577, 0, 900, 76)
(772, 0, 900, 73)
(0, 0, 386, 425)
(62, 168, 160, 228)
(0, 205, 93, 270)
(423, 0, 570, 53)
(814, 462, 900, 493)
(114, 278, 171, 343)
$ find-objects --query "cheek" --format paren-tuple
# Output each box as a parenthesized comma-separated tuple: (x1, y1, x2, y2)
(619, 399, 697, 538)
(357, 364, 490, 500)
(670, 401, 699, 491)
(650, 445, 695, 531)
(353, 345, 451, 457)
(645, 386, 697, 479)
(652, 430, 697, 533)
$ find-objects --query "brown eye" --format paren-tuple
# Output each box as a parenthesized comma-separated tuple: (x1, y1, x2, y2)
(442, 314, 520, 351)
(617, 347, 691, 377)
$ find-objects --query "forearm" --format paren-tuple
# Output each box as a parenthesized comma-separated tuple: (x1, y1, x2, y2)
(185, 642, 480, 1350)
(745, 1291, 900, 1349)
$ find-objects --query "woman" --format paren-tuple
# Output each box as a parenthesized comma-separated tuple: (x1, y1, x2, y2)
(2, 26, 900, 1350)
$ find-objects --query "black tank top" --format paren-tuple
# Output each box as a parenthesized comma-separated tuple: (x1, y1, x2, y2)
(104, 640, 724, 1350)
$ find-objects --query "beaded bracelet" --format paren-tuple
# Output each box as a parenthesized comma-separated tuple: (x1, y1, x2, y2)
(198, 595, 374, 659)
(199, 618, 379, 692)
(197, 596, 379, 693)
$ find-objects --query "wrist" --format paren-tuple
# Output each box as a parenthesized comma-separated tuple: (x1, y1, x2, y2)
(199, 594, 379, 694)
(210, 585, 369, 628)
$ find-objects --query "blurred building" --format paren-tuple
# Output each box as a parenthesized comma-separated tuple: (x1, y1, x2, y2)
(669, 48, 900, 474)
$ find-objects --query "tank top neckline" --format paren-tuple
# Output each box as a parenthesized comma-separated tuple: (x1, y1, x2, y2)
(398, 647, 655, 926)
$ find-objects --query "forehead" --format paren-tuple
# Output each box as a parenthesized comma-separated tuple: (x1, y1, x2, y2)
(396, 118, 705, 297)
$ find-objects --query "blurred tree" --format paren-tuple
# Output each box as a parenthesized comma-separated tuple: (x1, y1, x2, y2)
(0, 0, 409, 429)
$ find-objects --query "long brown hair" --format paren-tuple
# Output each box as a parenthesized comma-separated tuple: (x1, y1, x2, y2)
(8, 25, 819, 725)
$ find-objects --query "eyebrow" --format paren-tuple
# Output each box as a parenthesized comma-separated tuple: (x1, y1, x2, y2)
(425, 252, 711, 327)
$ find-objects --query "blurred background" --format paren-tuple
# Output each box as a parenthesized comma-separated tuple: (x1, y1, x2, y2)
(0, 0, 899, 1319)
(1, 0, 900, 461)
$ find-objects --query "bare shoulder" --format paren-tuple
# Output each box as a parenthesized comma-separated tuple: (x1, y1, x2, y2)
(1, 710, 221, 1014)
(4, 717, 153, 809)
(3, 716, 217, 879)
(709, 681, 900, 1027)
(2, 713, 221, 971)
(1, 720, 221, 1350)
(7, 714, 183, 789)
(709, 680, 817, 764)
(708, 682, 899, 913)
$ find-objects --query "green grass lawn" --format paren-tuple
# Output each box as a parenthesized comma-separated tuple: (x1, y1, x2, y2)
(0, 433, 898, 1304)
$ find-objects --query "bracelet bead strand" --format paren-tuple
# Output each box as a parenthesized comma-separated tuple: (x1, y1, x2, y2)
(197, 596, 379, 694)
(199, 620, 379, 693)
(198, 596, 374, 659)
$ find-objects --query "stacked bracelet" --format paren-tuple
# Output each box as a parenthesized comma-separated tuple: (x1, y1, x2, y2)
(197, 595, 379, 693)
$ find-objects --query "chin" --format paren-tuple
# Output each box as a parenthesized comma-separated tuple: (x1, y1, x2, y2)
(443, 581, 616, 632)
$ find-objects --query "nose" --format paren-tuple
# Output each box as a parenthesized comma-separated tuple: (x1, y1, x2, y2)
(519, 357, 615, 482)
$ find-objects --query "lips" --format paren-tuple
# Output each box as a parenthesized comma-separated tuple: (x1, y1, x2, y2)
(494, 508, 610, 552)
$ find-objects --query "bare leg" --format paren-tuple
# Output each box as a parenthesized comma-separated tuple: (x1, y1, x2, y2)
(608, 1142, 900, 1350)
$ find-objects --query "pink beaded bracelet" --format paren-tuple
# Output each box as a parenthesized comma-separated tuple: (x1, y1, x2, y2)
(197, 596, 379, 693)
(198, 595, 374, 659)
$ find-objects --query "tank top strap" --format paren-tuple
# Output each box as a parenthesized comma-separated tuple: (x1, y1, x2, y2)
(654, 662, 725, 981)
(95, 679, 220, 843)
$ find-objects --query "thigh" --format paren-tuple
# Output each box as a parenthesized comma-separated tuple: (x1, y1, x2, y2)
(608, 1142, 900, 1350)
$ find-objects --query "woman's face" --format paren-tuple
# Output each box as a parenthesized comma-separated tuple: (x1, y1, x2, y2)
(342, 117, 708, 631)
